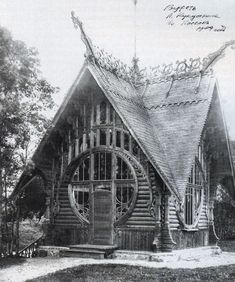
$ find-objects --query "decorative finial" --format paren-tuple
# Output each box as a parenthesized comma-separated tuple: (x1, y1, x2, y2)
(201, 40, 235, 73)
(71, 11, 95, 60)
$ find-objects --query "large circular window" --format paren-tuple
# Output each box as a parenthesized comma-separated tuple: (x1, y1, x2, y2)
(68, 150, 137, 224)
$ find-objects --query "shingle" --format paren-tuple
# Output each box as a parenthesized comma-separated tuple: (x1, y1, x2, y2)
(89, 63, 215, 200)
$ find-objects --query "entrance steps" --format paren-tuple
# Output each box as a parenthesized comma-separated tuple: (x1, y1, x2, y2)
(61, 244, 118, 259)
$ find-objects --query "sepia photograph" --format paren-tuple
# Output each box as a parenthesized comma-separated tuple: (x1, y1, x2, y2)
(0, 0, 235, 281)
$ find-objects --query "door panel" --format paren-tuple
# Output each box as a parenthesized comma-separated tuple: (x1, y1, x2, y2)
(92, 189, 113, 245)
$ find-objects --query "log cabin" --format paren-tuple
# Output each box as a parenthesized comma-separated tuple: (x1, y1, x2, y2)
(11, 16, 235, 253)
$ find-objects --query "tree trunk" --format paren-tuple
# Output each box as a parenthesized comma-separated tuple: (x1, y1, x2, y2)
(4, 173, 9, 254)
(0, 169, 3, 254)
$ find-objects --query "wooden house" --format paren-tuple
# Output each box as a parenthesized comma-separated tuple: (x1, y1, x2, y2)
(11, 16, 235, 253)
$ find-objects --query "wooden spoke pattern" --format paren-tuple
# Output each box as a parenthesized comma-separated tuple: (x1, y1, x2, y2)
(69, 151, 137, 223)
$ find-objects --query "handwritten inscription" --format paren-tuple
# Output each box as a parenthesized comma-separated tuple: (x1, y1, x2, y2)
(164, 5, 226, 32)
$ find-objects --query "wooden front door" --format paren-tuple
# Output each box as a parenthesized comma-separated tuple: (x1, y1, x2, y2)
(91, 189, 113, 245)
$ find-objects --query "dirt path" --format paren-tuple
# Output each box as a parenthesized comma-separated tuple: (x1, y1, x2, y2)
(1, 248, 235, 282)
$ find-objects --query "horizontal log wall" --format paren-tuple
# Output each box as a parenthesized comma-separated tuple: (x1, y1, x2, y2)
(198, 188, 209, 229)
(169, 199, 180, 230)
(125, 170, 155, 227)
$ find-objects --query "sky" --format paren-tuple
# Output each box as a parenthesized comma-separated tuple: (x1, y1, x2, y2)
(1, 0, 235, 138)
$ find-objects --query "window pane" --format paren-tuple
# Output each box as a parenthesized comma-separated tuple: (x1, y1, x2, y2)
(100, 129, 106, 146)
(93, 130, 97, 147)
(116, 131, 121, 147)
(93, 152, 112, 180)
(72, 185, 89, 220)
(106, 153, 112, 179)
(124, 133, 129, 151)
(115, 114, 122, 127)
(109, 129, 113, 146)
(94, 152, 100, 180)
(116, 183, 134, 220)
(116, 156, 133, 179)
(100, 101, 106, 124)
(79, 162, 83, 181)
(93, 105, 97, 124)
(132, 139, 139, 156)
(84, 157, 90, 180)
(110, 106, 114, 123)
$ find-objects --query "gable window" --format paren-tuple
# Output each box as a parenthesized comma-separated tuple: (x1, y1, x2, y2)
(67, 100, 145, 166)
(184, 143, 207, 227)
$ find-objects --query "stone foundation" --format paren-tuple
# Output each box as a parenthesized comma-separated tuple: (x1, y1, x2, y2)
(171, 229, 209, 249)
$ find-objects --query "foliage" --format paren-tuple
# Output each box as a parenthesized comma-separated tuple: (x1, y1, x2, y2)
(0, 25, 58, 255)
(0, 26, 57, 190)
(17, 176, 47, 219)
(214, 185, 235, 240)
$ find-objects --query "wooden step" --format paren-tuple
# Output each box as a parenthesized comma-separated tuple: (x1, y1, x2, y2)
(61, 249, 106, 259)
(61, 244, 118, 259)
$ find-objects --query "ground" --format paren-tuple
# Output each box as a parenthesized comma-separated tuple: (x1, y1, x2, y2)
(27, 264, 235, 282)
(1, 241, 235, 282)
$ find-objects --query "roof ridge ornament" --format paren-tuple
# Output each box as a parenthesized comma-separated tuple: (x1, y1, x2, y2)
(201, 40, 235, 73)
(70, 14, 235, 86)
(71, 11, 95, 60)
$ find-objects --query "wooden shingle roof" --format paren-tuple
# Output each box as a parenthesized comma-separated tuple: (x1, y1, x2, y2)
(88, 62, 216, 200)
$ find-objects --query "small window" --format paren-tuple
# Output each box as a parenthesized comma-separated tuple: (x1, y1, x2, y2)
(110, 106, 114, 123)
(109, 129, 113, 146)
(75, 157, 90, 181)
(94, 152, 112, 180)
(116, 131, 121, 147)
(100, 129, 107, 146)
(92, 130, 97, 147)
(124, 133, 129, 151)
(132, 139, 140, 157)
(116, 156, 133, 179)
(115, 114, 122, 127)
(100, 101, 107, 124)
(93, 105, 97, 124)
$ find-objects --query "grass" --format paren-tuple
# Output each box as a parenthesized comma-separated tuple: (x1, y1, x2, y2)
(26, 264, 235, 282)
(0, 257, 26, 269)
(218, 240, 235, 252)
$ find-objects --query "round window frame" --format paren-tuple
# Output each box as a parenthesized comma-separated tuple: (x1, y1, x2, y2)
(68, 147, 138, 226)
(182, 183, 205, 230)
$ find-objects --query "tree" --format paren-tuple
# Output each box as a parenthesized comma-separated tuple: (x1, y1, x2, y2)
(0, 26, 58, 254)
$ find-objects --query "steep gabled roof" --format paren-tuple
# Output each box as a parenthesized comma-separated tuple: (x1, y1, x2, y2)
(88, 63, 179, 199)
(87, 62, 217, 200)
(145, 75, 216, 198)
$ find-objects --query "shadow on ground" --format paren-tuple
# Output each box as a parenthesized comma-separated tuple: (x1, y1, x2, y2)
(219, 240, 235, 252)
(0, 257, 26, 269)
(26, 263, 235, 282)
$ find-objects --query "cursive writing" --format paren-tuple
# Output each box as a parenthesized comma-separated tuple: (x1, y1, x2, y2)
(164, 4, 226, 32)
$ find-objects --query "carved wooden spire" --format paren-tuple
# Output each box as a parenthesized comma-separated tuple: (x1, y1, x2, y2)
(71, 11, 95, 60)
